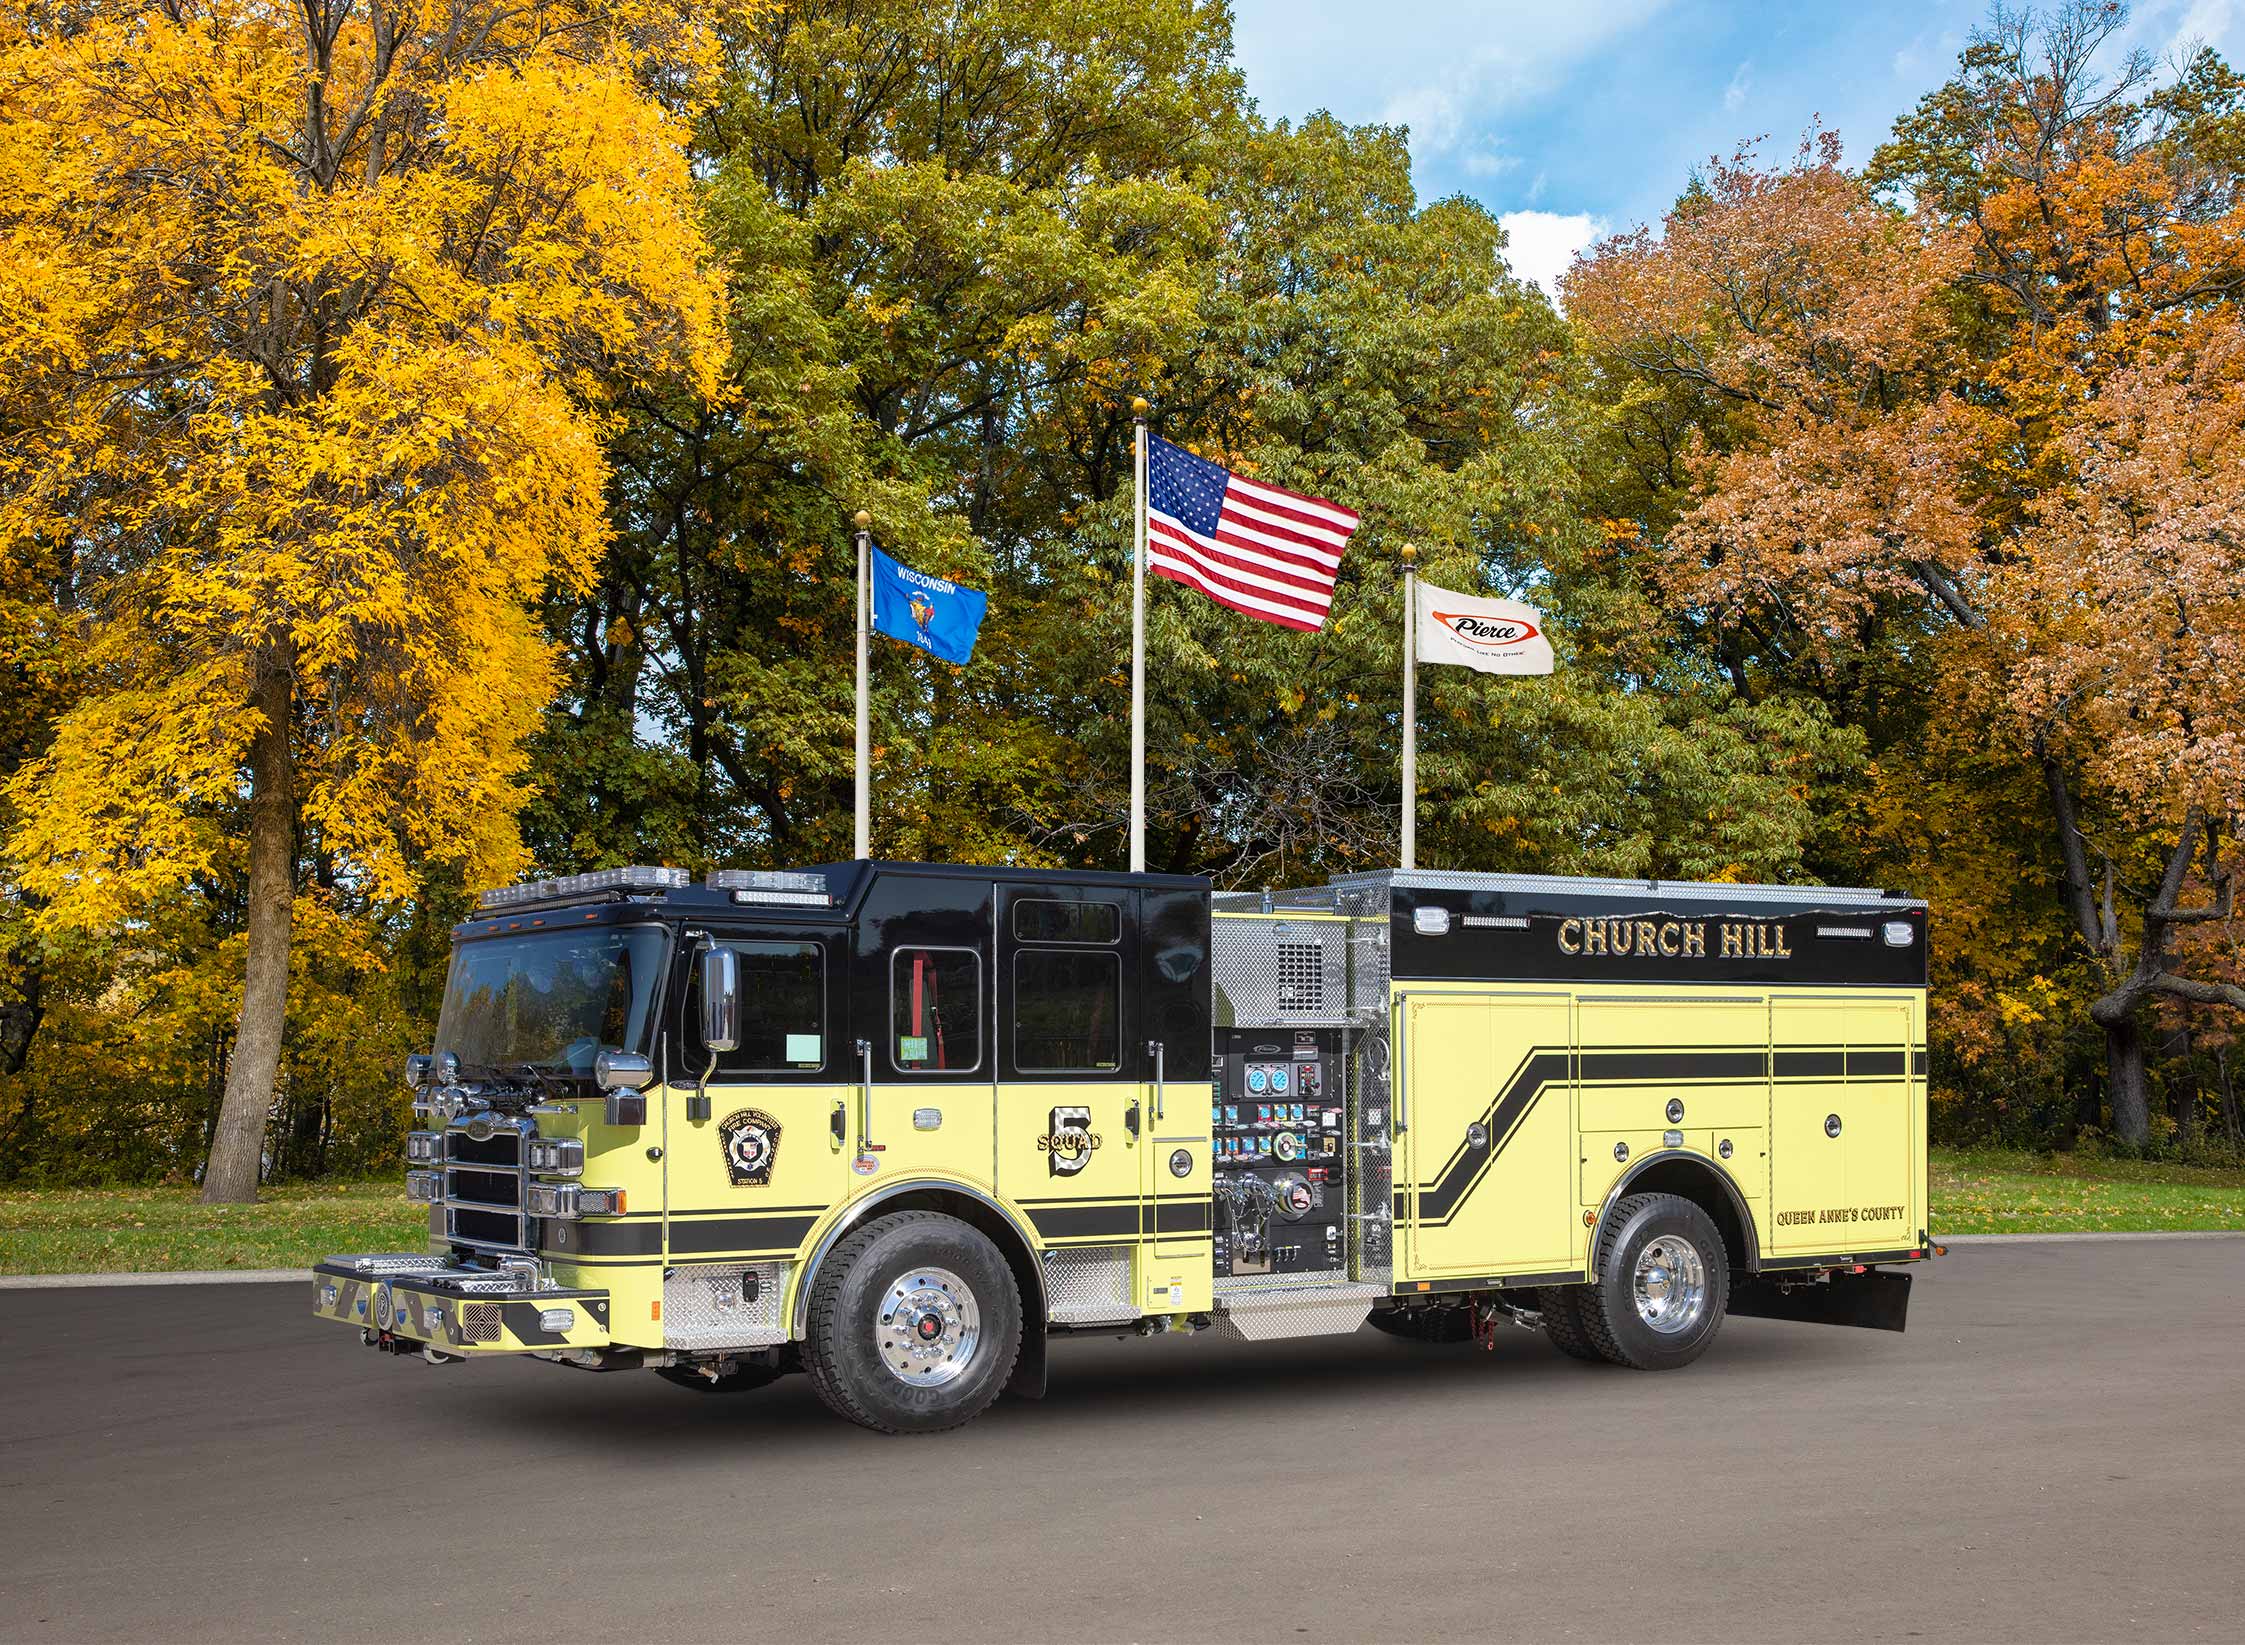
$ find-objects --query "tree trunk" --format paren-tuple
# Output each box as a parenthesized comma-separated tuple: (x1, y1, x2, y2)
(2102, 1010, 2149, 1148)
(200, 656, 296, 1203)
(2217, 1048, 2241, 1151)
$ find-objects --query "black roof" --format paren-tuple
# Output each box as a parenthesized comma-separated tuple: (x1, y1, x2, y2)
(454, 859, 1209, 939)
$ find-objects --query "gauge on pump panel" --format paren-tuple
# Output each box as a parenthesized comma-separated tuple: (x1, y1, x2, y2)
(1269, 1066, 1291, 1094)
(1246, 1067, 1269, 1095)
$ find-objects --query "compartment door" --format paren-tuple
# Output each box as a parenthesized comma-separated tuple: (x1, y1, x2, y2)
(1401, 994, 1575, 1279)
(1770, 998, 1858, 1253)
(1844, 1002, 1918, 1251)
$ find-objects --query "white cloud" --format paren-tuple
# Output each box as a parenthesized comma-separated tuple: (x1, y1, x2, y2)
(1498, 209, 1607, 300)
(1723, 60, 1752, 112)
(1230, 1, 1673, 168)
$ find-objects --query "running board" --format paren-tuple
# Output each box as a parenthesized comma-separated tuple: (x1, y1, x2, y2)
(1208, 1283, 1382, 1342)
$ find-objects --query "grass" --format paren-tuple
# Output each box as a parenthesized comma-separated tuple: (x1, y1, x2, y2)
(3, 1148, 2241, 1274)
(0, 1180, 426, 1275)
(1929, 1146, 2245, 1234)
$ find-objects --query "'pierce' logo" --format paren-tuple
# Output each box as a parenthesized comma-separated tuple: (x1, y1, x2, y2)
(1432, 611, 1541, 649)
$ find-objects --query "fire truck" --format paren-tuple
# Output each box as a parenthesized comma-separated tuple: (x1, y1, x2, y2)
(313, 861, 1934, 1432)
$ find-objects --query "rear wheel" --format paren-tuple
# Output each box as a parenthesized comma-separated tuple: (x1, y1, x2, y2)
(1579, 1193, 1730, 1371)
(802, 1211, 1023, 1433)
(1534, 1285, 1606, 1362)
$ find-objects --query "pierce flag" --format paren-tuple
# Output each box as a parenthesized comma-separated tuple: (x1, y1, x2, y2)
(1413, 579, 1554, 675)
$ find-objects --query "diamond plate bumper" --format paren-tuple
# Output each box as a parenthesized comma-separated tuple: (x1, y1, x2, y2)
(312, 1258, 612, 1355)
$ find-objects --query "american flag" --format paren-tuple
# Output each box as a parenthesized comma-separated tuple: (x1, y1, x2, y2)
(1145, 433, 1359, 631)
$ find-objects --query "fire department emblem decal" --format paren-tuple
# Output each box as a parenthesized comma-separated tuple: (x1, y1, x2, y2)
(1039, 1105, 1100, 1178)
(718, 1108, 782, 1187)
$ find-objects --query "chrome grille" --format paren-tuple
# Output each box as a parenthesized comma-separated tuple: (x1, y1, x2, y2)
(441, 1117, 534, 1254)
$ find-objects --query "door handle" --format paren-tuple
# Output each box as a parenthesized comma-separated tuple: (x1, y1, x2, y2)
(856, 1039, 880, 1158)
(1147, 1040, 1165, 1122)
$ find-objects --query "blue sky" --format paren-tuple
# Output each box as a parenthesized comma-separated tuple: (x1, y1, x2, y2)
(1226, 0, 2243, 295)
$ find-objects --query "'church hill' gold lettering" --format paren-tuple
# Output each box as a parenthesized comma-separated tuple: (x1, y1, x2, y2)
(1556, 917, 1790, 962)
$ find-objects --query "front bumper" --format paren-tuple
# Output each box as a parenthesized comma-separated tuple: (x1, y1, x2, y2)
(313, 1255, 612, 1355)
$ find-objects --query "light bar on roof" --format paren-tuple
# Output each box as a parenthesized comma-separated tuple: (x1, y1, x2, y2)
(476, 866, 690, 910)
(707, 869, 831, 906)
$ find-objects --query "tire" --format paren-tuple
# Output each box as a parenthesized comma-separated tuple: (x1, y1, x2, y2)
(1533, 1284, 1607, 1363)
(1367, 1306, 1474, 1343)
(1578, 1192, 1730, 1371)
(801, 1211, 1023, 1434)
(654, 1357, 787, 1394)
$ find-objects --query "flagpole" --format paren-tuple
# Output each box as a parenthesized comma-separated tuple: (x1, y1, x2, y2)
(853, 510, 871, 861)
(1401, 542, 1417, 871)
(1130, 397, 1149, 874)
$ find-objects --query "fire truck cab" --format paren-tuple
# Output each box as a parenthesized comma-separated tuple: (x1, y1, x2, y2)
(314, 860, 1932, 1432)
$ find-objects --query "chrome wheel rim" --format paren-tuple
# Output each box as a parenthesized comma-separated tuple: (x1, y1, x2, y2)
(877, 1266, 982, 1386)
(1632, 1234, 1708, 1335)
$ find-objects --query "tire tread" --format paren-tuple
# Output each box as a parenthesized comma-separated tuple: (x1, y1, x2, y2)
(1537, 1284, 1607, 1362)
(802, 1210, 1021, 1434)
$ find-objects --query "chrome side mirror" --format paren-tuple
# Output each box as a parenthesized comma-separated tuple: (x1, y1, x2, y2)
(699, 946, 741, 1053)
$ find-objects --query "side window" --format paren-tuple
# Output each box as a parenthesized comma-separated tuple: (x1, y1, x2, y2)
(1012, 899, 1120, 945)
(686, 941, 825, 1075)
(1014, 951, 1122, 1071)
(892, 947, 982, 1073)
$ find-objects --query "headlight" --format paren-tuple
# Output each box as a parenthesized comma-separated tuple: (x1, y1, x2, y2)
(405, 1131, 441, 1164)
(403, 1053, 431, 1091)
(405, 1170, 443, 1204)
(527, 1138, 584, 1176)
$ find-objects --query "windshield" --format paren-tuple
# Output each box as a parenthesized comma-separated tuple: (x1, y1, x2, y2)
(433, 926, 667, 1079)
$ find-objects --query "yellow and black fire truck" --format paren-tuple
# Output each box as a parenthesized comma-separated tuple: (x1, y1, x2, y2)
(314, 861, 1934, 1432)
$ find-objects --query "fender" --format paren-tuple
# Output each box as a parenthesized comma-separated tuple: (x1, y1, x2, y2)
(1590, 1148, 1763, 1279)
(785, 1176, 1045, 1339)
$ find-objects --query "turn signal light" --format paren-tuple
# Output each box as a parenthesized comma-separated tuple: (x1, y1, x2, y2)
(405, 1170, 443, 1204)
(525, 1183, 624, 1219)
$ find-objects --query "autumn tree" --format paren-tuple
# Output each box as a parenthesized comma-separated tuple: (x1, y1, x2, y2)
(0, 1, 727, 1198)
(1571, 2, 2245, 1143)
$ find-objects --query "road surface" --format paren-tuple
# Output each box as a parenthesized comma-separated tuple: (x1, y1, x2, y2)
(3, 1238, 2240, 1641)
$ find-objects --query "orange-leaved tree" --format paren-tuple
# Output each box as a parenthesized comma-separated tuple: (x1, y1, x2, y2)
(0, 1, 729, 1199)
(1570, 5, 2245, 1141)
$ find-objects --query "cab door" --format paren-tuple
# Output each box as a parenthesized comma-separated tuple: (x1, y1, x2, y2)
(667, 928, 856, 1265)
(856, 875, 999, 1205)
(993, 886, 1149, 1275)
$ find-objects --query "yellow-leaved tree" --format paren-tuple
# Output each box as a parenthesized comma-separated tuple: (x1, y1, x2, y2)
(0, 1, 729, 1199)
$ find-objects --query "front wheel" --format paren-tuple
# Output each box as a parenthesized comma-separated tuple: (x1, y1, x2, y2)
(802, 1211, 1023, 1433)
(1578, 1193, 1730, 1371)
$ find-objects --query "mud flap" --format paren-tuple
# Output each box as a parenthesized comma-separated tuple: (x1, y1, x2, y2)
(1007, 1326, 1049, 1400)
(1729, 1267, 1912, 1332)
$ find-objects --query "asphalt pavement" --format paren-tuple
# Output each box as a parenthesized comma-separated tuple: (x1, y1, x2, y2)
(3, 1238, 2241, 1642)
